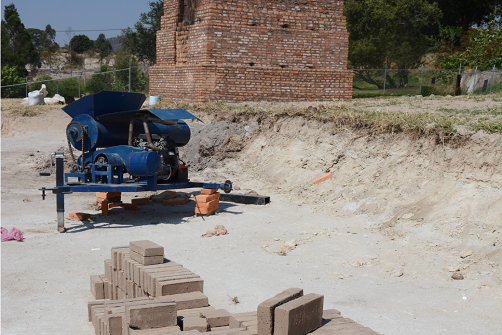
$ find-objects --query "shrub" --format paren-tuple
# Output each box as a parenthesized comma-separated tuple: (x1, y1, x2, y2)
(1, 65, 25, 98)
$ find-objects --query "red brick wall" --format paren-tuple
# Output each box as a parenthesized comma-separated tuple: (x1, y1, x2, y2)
(150, 0, 352, 102)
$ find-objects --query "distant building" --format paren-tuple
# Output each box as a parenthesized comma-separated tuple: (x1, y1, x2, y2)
(150, 0, 352, 102)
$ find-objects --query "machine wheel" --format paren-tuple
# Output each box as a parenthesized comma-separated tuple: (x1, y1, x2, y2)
(223, 180, 233, 193)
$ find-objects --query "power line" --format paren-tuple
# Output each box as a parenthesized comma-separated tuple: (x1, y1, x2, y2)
(55, 28, 129, 32)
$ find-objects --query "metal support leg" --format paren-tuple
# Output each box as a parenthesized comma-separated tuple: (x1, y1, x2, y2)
(55, 152, 66, 233)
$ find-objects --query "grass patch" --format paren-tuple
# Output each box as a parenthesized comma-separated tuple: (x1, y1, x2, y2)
(1, 98, 64, 116)
(160, 98, 502, 140)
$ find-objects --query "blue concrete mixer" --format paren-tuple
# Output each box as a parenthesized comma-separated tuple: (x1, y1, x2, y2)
(40, 91, 232, 232)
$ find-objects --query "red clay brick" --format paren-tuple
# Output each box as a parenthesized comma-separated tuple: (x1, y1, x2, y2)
(69, 212, 91, 220)
(229, 311, 257, 329)
(257, 288, 303, 335)
(313, 173, 332, 184)
(195, 199, 218, 210)
(273, 293, 324, 335)
(96, 192, 121, 199)
(102, 199, 109, 215)
(124, 203, 139, 211)
(163, 197, 189, 206)
(194, 193, 220, 203)
(131, 197, 150, 205)
(88, 300, 105, 322)
(200, 188, 218, 195)
(195, 200, 219, 215)
(151, 1, 351, 103)
(152, 191, 177, 203)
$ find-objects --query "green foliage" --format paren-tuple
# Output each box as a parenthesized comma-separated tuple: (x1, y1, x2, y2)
(85, 65, 114, 94)
(428, 0, 501, 37)
(438, 27, 502, 70)
(1, 4, 40, 76)
(1, 65, 25, 98)
(28, 24, 59, 53)
(114, 52, 146, 92)
(94, 33, 113, 62)
(344, 0, 442, 88)
(119, 0, 163, 65)
(70, 34, 94, 53)
(57, 77, 79, 97)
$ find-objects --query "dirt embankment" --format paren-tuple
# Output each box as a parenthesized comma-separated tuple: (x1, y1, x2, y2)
(182, 110, 501, 285)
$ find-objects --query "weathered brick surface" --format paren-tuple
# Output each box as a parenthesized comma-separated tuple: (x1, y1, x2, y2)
(273, 293, 324, 335)
(130, 251, 165, 266)
(126, 301, 177, 330)
(229, 311, 256, 329)
(200, 309, 231, 328)
(129, 326, 183, 334)
(257, 287, 303, 335)
(130, 240, 165, 257)
(151, 0, 352, 102)
(155, 292, 209, 310)
(90, 275, 105, 300)
(183, 316, 208, 332)
(156, 277, 204, 297)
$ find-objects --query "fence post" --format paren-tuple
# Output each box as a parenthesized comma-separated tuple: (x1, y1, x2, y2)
(383, 63, 387, 95)
(472, 66, 477, 94)
(419, 64, 424, 95)
(490, 65, 495, 94)
(458, 63, 462, 75)
(129, 58, 132, 93)
(57, 80, 59, 95)
(78, 75, 81, 98)
(26, 77, 28, 97)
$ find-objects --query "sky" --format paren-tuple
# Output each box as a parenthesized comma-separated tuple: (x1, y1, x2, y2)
(1, 0, 154, 46)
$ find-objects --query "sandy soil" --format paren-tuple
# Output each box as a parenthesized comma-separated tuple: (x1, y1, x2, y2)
(1, 100, 501, 335)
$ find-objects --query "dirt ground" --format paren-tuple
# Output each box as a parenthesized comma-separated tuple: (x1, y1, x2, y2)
(1, 97, 501, 335)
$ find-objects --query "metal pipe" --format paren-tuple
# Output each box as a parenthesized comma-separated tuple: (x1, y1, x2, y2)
(55, 152, 66, 233)
(128, 117, 135, 146)
(383, 63, 387, 95)
(142, 120, 160, 151)
(490, 65, 495, 94)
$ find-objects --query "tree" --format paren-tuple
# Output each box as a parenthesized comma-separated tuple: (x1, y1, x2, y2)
(94, 33, 113, 63)
(1, 65, 25, 98)
(438, 26, 502, 70)
(428, 0, 502, 38)
(119, 0, 163, 65)
(70, 34, 94, 53)
(28, 24, 59, 72)
(113, 51, 145, 92)
(1, 4, 40, 76)
(85, 64, 114, 94)
(344, 0, 442, 88)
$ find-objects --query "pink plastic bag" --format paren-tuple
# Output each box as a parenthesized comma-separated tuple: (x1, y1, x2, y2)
(1, 227, 24, 242)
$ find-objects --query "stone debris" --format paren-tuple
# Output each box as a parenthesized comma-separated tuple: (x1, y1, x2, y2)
(460, 249, 473, 259)
(202, 225, 228, 237)
(452, 273, 464, 280)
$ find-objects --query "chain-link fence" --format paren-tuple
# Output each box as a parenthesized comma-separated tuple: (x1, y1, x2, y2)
(2, 65, 501, 99)
(1, 65, 150, 99)
(352, 66, 502, 98)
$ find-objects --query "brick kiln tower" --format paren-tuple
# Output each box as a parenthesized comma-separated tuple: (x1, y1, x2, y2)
(150, 0, 352, 102)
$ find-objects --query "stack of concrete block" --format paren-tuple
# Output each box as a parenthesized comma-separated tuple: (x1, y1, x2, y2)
(89, 243, 381, 335)
(90, 241, 204, 302)
(194, 189, 220, 215)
